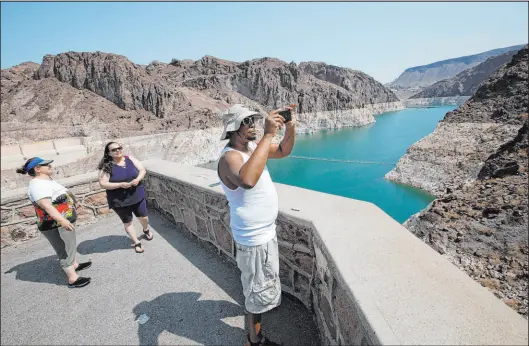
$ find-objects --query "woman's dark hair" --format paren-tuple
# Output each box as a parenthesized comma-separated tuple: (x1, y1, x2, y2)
(97, 142, 119, 175)
(16, 157, 38, 177)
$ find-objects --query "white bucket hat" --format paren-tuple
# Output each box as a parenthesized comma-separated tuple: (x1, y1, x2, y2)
(220, 104, 263, 141)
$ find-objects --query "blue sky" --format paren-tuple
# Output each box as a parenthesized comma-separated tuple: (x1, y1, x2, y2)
(1, 2, 527, 83)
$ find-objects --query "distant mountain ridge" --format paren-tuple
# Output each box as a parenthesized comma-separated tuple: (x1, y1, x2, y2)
(410, 49, 521, 99)
(389, 44, 525, 89)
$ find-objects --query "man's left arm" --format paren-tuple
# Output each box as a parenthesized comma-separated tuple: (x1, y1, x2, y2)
(268, 108, 296, 159)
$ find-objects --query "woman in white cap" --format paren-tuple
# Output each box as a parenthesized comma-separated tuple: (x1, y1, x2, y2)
(16, 157, 91, 288)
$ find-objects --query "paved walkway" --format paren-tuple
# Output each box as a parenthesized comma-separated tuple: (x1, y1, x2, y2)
(1, 212, 318, 345)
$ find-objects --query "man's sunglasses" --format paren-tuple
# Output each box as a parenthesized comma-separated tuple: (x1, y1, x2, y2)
(110, 147, 123, 153)
(242, 117, 256, 126)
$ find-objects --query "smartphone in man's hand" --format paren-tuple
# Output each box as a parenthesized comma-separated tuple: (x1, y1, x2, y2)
(278, 109, 292, 123)
(278, 104, 296, 123)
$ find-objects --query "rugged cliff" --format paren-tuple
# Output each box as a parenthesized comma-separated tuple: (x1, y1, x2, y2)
(386, 46, 528, 196)
(389, 46, 528, 317)
(1, 52, 400, 144)
(405, 119, 528, 317)
(410, 49, 521, 99)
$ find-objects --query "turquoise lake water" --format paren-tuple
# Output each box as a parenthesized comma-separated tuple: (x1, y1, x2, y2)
(266, 106, 457, 223)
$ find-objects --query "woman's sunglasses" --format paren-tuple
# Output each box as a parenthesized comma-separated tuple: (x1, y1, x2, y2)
(110, 147, 123, 153)
(241, 116, 256, 126)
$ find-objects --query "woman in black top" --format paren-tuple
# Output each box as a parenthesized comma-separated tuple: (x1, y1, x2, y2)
(98, 142, 154, 253)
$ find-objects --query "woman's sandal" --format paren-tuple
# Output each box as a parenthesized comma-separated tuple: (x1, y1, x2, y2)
(143, 228, 154, 241)
(245, 334, 281, 346)
(132, 242, 144, 253)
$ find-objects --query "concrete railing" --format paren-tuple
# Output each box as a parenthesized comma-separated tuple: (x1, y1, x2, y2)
(142, 159, 528, 345)
(0, 172, 112, 248)
(0, 137, 89, 170)
(0, 129, 224, 191)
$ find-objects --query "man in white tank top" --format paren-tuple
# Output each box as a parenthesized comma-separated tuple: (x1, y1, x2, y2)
(217, 104, 296, 346)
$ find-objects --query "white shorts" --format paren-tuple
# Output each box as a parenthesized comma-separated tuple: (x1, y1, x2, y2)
(235, 235, 282, 314)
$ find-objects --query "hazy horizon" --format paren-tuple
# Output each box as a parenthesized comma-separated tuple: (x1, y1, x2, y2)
(2, 2, 528, 83)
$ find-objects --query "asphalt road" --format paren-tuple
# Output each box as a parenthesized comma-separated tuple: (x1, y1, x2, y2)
(1, 212, 318, 345)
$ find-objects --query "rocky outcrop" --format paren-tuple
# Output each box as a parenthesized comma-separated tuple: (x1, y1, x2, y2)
(386, 46, 528, 196)
(402, 96, 470, 107)
(405, 119, 528, 317)
(478, 121, 528, 180)
(295, 101, 404, 133)
(0, 62, 39, 99)
(384, 121, 521, 195)
(1, 67, 160, 144)
(159, 57, 399, 113)
(34, 52, 196, 118)
(388, 44, 524, 89)
(390, 86, 423, 100)
(389, 46, 528, 317)
(1, 51, 399, 144)
(410, 50, 520, 99)
(298, 62, 398, 105)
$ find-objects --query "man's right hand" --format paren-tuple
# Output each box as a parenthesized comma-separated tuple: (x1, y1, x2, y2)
(264, 110, 285, 136)
(120, 182, 132, 189)
(59, 219, 75, 231)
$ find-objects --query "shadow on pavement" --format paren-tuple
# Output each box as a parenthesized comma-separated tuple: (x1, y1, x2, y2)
(148, 211, 320, 346)
(77, 235, 132, 255)
(4, 255, 65, 286)
(148, 213, 245, 304)
(4, 234, 131, 285)
(133, 292, 245, 346)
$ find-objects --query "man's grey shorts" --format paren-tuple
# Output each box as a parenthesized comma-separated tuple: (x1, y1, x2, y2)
(235, 235, 282, 314)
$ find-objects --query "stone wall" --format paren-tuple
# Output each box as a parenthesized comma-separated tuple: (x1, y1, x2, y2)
(142, 160, 528, 346)
(143, 169, 370, 345)
(1, 172, 111, 248)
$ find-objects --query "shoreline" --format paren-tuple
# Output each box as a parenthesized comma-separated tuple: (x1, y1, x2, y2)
(200, 106, 444, 222)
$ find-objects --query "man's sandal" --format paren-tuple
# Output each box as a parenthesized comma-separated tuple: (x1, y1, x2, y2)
(143, 228, 154, 241)
(132, 242, 144, 253)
